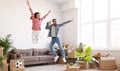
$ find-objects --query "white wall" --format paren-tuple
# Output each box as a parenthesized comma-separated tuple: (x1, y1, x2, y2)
(0, 0, 62, 49)
(60, 0, 78, 48)
(61, 8, 78, 48)
(60, 0, 76, 12)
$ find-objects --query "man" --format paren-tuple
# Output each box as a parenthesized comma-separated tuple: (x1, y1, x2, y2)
(45, 18, 73, 63)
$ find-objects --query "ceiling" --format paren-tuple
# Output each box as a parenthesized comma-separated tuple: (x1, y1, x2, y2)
(50, 0, 68, 4)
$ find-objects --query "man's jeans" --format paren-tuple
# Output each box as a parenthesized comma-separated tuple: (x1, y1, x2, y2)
(50, 37, 65, 58)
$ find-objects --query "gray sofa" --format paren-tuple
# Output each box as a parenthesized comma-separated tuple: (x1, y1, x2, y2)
(15, 48, 54, 66)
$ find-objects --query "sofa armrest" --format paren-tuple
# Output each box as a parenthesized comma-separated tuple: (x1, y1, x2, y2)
(47, 51, 52, 55)
(47, 50, 59, 55)
(9, 54, 17, 59)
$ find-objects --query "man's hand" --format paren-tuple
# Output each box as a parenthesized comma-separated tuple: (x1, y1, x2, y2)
(47, 21, 51, 24)
(71, 18, 73, 21)
(48, 10, 51, 14)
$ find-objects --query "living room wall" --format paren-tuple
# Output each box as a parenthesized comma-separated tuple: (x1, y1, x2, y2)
(60, 0, 78, 48)
(0, 0, 62, 49)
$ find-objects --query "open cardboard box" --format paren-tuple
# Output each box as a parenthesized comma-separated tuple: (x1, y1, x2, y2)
(99, 57, 116, 70)
(117, 65, 120, 71)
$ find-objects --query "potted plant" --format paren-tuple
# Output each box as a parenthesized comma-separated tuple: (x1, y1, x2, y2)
(0, 34, 13, 57)
(75, 43, 93, 69)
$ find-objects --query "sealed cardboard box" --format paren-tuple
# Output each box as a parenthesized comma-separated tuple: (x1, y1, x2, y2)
(10, 59, 24, 71)
(117, 65, 120, 71)
(66, 64, 79, 71)
(10, 59, 24, 68)
(99, 57, 116, 70)
(0, 64, 8, 71)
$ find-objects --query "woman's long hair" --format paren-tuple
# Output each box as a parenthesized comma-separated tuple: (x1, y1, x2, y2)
(30, 12, 40, 20)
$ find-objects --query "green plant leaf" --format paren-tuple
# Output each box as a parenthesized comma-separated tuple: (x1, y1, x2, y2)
(85, 56, 93, 62)
(75, 51, 85, 57)
(84, 46, 92, 54)
(0, 34, 13, 55)
(75, 51, 81, 57)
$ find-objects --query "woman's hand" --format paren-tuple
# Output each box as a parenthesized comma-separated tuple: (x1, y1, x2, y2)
(26, 0, 31, 9)
(48, 10, 51, 14)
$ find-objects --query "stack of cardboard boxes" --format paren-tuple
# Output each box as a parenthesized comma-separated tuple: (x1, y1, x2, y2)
(0, 47, 8, 71)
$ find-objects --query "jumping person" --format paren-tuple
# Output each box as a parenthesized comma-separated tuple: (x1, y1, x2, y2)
(45, 19, 73, 63)
(27, 0, 51, 44)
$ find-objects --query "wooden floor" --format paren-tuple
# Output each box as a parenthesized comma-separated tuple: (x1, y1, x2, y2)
(25, 64, 116, 71)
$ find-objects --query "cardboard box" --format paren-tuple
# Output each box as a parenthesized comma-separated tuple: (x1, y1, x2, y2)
(76, 61, 90, 69)
(56, 57, 65, 64)
(10, 59, 24, 68)
(66, 64, 79, 71)
(80, 61, 89, 69)
(2, 60, 7, 65)
(11, 67, 25, 71)
(10, 59, 24, 71)
(0, 48, 4, 57)
(89, 61, 97, 68)
(99, 57, 116, 70)
(68, 52, 75, 58)
(117, 65, 120, 71)
(0, 64, 8, 71)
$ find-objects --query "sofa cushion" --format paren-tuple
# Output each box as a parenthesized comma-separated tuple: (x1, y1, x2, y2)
(39, 55, 54, 61)
(16, 49, 33, 57)
(32, 48, 48, 56)
(21, 56, 39, 62)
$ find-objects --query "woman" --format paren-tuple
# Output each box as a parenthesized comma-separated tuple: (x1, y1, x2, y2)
(27, 0, 51, 44)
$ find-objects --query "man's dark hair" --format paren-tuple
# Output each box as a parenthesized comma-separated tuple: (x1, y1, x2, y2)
(52, 19, 56, 22)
